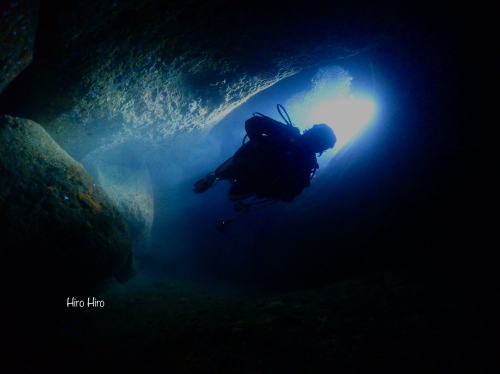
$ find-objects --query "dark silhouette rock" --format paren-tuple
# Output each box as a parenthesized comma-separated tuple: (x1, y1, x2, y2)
(0, 115, 133, 296)
(0, 0, 39, 94)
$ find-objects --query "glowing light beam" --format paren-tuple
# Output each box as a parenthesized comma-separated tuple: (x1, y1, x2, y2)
(306, 95, 376, 150)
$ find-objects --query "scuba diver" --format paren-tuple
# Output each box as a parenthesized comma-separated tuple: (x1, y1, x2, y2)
(194, 104, 336, 213)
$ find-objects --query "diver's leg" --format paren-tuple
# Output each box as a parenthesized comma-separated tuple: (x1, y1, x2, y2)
(228, 180, 255, 202)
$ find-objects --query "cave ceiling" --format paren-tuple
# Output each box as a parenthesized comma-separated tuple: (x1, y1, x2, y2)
(0, 0, 404, 160)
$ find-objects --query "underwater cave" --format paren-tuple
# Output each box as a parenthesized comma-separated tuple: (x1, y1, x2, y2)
(0, 0, 495, 372)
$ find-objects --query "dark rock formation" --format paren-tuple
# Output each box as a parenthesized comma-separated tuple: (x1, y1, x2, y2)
(0, 2, 495, 373)
(0, 0, 39, 94)
(94, 164, 154, 255)
(0, 115, 133, 296)
(0, 0, 392, 160)
(0, 1, 398, 267)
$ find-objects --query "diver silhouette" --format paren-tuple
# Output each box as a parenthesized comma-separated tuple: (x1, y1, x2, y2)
(194, 105, 336, 207)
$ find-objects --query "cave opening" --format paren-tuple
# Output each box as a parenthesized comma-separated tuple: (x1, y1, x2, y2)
(2, 2, 495, 371)
(140, 55, 387, 294)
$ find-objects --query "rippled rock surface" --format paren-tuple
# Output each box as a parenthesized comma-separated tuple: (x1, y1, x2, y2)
(0, 115, 133, 296)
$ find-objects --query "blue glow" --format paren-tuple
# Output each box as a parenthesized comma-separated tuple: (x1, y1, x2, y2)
(283, 66, 376, 167)
(306, 95, 376, 150)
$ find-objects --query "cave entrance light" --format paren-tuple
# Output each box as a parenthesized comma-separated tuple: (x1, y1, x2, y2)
(306, 94, 376, 151)
(284, 66, 377, 167)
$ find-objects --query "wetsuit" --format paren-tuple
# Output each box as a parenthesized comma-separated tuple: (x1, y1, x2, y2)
(216, 115, 318, 202)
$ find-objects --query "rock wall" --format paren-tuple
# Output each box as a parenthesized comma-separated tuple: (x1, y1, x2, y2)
(0, 0, 392, 160)
(0, 0, 401, 276)
(0, 0, 39, 94)
(0, 115, 133, 295)
(95, 164, 154, 255)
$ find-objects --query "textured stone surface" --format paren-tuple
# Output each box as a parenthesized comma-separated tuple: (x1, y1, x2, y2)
(0, 115, 133, 293)
(0, 0, 391, 160)
(0, 0, 39, 94)
(0, 1, 402, 283)
(95, 164, 154, 255)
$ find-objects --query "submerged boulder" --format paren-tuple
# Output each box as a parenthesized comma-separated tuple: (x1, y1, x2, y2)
(0, 115, 133, 295)
(0, 0, 39, 94)
(94, 164, 154, 256)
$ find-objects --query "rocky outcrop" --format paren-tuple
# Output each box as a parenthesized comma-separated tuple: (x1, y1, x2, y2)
(0, 0, 399, 265)
(0, 0, 391, 160)
(0, 115, 133, 295)
(0, 0, 39, 94)
(95, 164, 154, 255)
